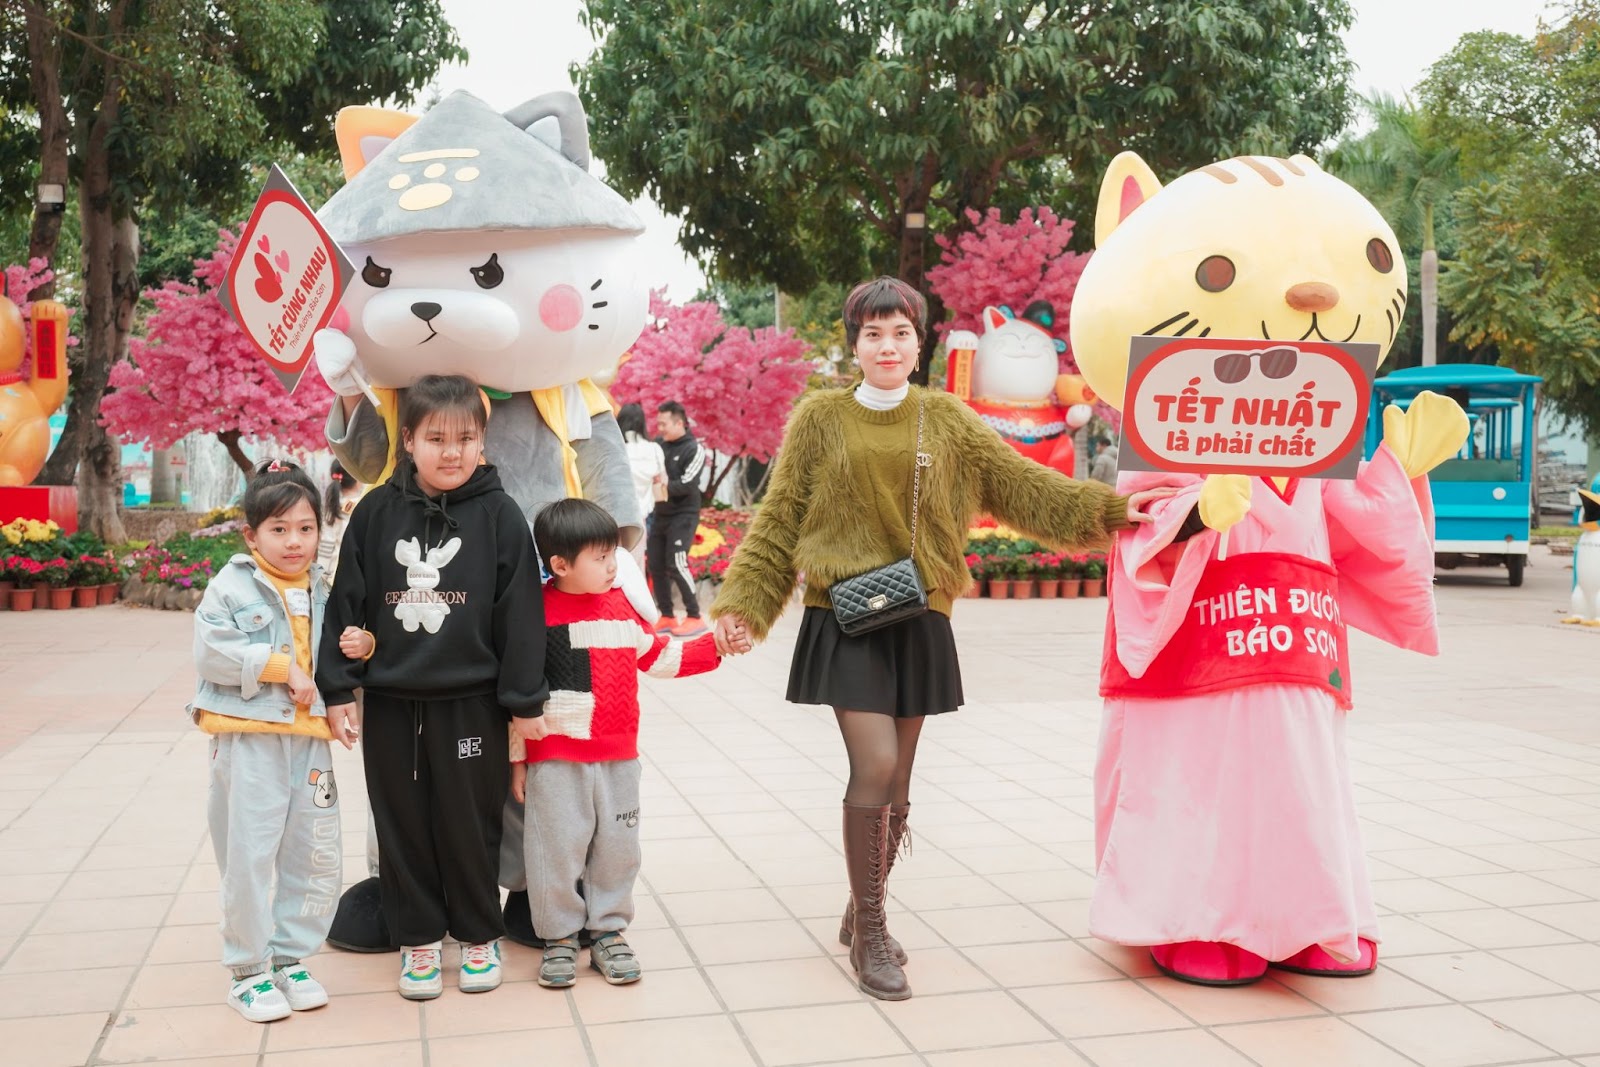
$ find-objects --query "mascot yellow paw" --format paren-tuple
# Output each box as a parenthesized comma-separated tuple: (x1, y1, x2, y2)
(1382, 390, 1470, 480)
(1198, 474, 1253, 534)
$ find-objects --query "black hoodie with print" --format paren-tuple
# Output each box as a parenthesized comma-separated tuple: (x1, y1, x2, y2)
(317, 462, 548, 716)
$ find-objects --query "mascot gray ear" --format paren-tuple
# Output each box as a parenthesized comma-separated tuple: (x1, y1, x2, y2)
(503, 92, 591, 172)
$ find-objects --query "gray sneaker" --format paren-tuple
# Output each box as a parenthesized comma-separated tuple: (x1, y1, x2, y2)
(538, 937, 580, 989)
(589, 932, 642, 985)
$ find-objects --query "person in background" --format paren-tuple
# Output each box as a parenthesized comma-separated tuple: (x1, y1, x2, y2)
(650, 399, 707, 636)
(1090, 436, 1120, 486)
(617, 403, 667, 572)
(317, 460, 363, 580)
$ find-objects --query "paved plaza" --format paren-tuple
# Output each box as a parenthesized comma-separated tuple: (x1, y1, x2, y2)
(0, 546, 1597, 1066)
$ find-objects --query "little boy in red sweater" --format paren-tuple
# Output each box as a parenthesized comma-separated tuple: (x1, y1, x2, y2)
(516, 498, 736, 988)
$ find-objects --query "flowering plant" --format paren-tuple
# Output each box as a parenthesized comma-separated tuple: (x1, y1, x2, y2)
(2, 556, 45, 583)
(685, 507, 751, 583)
(1081, 554, 1107, 581)
(1, 518, 67, 562)
(39, 558, 74, 587)
(964, 552, 988, 582)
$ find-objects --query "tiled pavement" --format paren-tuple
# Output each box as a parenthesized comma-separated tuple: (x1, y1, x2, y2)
(0, 546, 1597, 1066)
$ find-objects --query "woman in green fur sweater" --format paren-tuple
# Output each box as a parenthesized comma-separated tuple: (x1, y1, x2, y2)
(710, 277, 1172, 1002)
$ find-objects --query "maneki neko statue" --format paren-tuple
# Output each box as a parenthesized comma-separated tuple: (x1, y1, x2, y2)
(311, 88, 650, 951)
(1069, 151, 1469, 986)
(947, 302, 1093, 478)
(0, 281, 68, 487)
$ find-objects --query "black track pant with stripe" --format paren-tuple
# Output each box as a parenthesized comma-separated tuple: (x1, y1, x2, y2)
(362, 692, 509, 947)
(649, 508, 701, 616)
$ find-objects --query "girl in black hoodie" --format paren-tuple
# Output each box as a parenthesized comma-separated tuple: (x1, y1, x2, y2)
(318, 375, 548, 1001)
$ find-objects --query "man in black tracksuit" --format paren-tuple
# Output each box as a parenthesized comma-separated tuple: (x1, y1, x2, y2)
(650, 400, 706, 631)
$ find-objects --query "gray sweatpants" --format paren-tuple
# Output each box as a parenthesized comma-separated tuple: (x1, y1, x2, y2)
(523, 759, 642, 940)
(208, 732, 342, 978)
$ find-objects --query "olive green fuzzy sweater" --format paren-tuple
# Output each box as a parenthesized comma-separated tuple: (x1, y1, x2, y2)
(710, 387, 1132, 639)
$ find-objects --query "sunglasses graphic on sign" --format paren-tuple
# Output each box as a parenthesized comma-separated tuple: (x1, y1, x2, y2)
(1214, 346, 1298, 385)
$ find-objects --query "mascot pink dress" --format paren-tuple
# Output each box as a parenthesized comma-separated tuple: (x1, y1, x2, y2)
(1069, 152, 1470, 985)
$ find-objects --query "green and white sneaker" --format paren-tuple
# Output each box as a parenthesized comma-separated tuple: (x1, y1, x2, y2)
(459, 940, 503, 993)
(272, 963, 329, 1010)
(398, 942, 444, 1000)
(228, 973, 292, 1023)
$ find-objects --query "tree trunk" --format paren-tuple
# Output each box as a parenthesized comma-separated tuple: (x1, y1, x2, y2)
(149, 446, 178, 503)
(217, 430, 255, 478)
(1421, 248, 1438, 367)
(22, 1, 70, 296)
(75, 213, 138, 543)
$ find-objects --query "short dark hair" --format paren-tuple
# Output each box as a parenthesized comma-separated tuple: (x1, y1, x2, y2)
(657, 400, 687, 424)
(1094, 436, 1112, 448)
(244, 459, 321, 530)
(843, 276, 927, 349)
(534, 498, 619, 568)
(617, 402, 648, 438)
(400, 374, 488, 441)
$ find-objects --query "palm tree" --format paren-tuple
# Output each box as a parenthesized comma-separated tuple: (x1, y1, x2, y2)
(1328, 94, 1461, 366)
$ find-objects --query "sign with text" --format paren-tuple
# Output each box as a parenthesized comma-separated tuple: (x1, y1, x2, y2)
(218, 165, 354, 393)
(1118, 336, 1380, 480)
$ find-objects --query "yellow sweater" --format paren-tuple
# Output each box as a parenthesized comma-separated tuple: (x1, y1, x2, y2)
(711, 386, 1132, 639)
(196, 552, 332, 740)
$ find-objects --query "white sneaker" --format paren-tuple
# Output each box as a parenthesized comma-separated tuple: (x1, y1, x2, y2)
(272, 963, 329, 1010)
(459, 940, 503, 993)
(399, 942, 444, 1000)
(228, 974, 292, 1022)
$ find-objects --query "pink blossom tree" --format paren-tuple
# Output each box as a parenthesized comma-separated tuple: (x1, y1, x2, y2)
(612, 292, 811, 497)
(926, 206, 1091, 373)
(2, 258, 77, 377)
(101, 230, 333, 477)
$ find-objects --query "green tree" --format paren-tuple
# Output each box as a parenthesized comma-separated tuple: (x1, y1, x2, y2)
(575, 0, 1356, 377)
(1327, 94, 1460, 366)
(1, 1, 464, 538)
(1421, 7, 1600, 435)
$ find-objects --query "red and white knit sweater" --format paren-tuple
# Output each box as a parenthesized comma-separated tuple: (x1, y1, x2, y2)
(520, 584, 720, 764)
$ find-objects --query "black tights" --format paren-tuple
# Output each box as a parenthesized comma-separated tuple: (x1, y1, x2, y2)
(835, 709, 923, 806)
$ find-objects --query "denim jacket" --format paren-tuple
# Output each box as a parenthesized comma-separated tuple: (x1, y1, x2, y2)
(190, 554, 331, 725)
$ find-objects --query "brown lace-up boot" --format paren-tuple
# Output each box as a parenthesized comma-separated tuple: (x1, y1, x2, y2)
(842, 802, 912, 1001)
(839, 803, 909, 964)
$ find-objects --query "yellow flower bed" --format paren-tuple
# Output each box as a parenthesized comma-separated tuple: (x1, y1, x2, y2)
(1, 518, 62, 546)
(688, 525, 726, 558)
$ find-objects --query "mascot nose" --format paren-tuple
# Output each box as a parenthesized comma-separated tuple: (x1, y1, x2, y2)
(1284, 282, 1339, 314)
(410, 301, 442, 322)
(539, 284, 585, 331)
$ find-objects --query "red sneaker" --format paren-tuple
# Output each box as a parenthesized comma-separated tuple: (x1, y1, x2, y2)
(653, 617, 676, 633)
(1270, 938, 1378, 977)
(670, 616, 708, 637)
(1150, 941, 1269, 986)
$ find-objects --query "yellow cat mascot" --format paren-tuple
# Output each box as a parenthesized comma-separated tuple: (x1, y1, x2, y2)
(1070, 152, 1468, 986)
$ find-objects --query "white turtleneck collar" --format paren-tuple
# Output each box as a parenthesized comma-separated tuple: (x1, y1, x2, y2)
(854, 380, 910, 411)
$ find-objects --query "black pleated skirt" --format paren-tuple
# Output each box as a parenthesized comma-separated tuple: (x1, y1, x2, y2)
(786, 606, 964, 717)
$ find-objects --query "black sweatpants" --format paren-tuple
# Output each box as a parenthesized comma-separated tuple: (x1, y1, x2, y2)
(649, 507, 701, 616)
(363, 691, 510, 946)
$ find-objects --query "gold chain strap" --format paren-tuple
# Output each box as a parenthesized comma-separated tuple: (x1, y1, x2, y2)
(909, 391, 930, 560)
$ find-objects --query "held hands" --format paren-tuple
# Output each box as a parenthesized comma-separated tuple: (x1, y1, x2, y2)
(511, 714, 550, 745)
(510, 761, 527, 803)
(1198, 474, 1254, 535)
(326, 701, 361, 750)
(1382, 390, 1471, 480)
(1123, 486, 1180, 524)
(713, 614, 755, 656)
(287, 663, 319, 709)
(339, 626, 374, 660)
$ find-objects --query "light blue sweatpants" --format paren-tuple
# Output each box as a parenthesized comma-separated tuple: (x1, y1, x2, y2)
(208, 732, 342, 978)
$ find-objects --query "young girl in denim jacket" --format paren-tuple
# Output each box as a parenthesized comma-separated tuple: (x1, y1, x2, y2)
(192, 460, 348, 1023)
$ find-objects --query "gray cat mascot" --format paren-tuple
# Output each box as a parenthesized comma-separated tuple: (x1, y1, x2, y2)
(314, 89, 654, 951)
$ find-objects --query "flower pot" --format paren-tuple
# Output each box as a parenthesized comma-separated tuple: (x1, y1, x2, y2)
(0, 580, 12, 610)
(8, 587, 35, 611)
(98, 583, 118, 605)
(961, 583, 982, 599)
(74, 585, 99, 608)
(1012, 579, 1034, 600)
(48, 586, 75, 610)
(987, 579, 1011, 599)
(1036, 578, 1058, 599)
(1059, 579, 1081, 599)
(32, 580, 50, 598)
(1082, 579, 1104, 598)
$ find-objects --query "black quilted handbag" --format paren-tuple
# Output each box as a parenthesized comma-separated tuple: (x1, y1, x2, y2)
(829, 394, 931, 636)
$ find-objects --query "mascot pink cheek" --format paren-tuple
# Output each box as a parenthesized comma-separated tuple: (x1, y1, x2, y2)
(539, 284, 584, 331)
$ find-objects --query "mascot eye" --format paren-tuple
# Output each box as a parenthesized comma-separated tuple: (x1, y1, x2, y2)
(362, 257, 391, 288)
(1366, 238, 1394, 273)
(1195, 255, 1236, 293)
(470, 254, 504, 290)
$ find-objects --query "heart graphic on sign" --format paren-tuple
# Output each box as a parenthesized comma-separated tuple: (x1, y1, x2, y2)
(257, 235, 271, 254)
(253, 252, 283, 303)
(274, 250, 290, 271)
